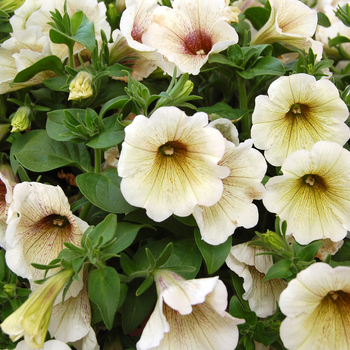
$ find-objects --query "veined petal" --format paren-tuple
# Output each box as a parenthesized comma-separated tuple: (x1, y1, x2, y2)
(193, 140, 266, 245)
(118, 106, 228, 222)
(5, 182, 88, 281)
(264, 141, 350, 244)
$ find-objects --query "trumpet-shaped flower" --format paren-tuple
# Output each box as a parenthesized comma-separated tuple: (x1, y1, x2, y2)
(226, 241, 287, 317)
(193, 139, 266, 245)
(251, 73, 350, 166)
(5, 182, 89, 282)
(1, 269, 74, 349)
(142, 0, 239, 75)
(137, 270, 244, 350)
(251, 0, 323, 58)
(263, 141, 350, 244)
(279, 262, 350, 350)
(118, 106, 229, 222)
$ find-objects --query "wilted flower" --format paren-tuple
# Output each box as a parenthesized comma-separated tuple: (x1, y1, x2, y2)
(251, 0, 323, 58)
(137, 270, 244, 350)
(251, 73, 349, 166)
(279, 262, 350, 350)
(226, 241, 287, 317)
(1, 269, 74, 349)
(11, 106, 31, 132)
(263, 141, 350, 244)
(193, 139, 266, 245)
(316, 238, 344, 261)
(68, 71, 93, 101)
(142, 0, 239, 75)
(5, 182, 89, 282)
(118, 106, 229, 222)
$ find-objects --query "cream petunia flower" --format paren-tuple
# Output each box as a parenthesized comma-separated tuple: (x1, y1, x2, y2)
(137, 270, 244, 350)
(263, 141, 350, 244)
(15, 339, 72, 350)
(142, 0, 239, 75)
(279, 262, 350, 350)
(226, 241, 287, 317)
(0, 26, 55, 94)
(5, 182, 89, 282)
(11, 0, 111, 60)
(193, 139, 266, 245)
(251, 73, 350, 166)
(251, 0, 323, 58)
(118, 106, 229, 222)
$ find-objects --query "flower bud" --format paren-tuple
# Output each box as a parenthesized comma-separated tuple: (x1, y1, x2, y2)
(3, 284, 15, 297)
(1, 269, 74, 349)
(11, 106, 31, 133)
(262, 230, 287, 253)
(68, 71, 93, 101)
(0, 0, 25, 12)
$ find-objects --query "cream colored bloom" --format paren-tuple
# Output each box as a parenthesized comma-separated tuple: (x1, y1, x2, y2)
(15, 339, 72, 350)
(251, 0, 323, 58)
(263, 141, 350, 244)
(316, 239, 344, 261)
(10, 0, 44, 32)
(251, 73, 349, 166)
(137, 270, 244, 350)
(11, 106, 31, 132)
(0, 26, 55, 94)
(5, 182, 89, 282)
(193, 139, 266, 245)
(279, 262, 350, 350)
(11, 0, 111, 60)
(226, 241, 287, 317)
(118, 106, 229, 222)
(142, 0, 239, 75)
(68, 71, 93, 101)
(1, 269, 74, 349)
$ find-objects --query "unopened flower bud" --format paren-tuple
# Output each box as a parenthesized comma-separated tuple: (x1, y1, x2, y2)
(262, 230, 287, 253)
(68, 71, 93, 101)
(3, 284, 15, 297)
(116, 0, 126, 13)
(11, 106, 31, 133)
(0, 0, 25, 12)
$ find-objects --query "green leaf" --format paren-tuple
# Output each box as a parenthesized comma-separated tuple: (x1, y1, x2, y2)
(76, 168, 136, 214)
(43, 76, 69, 92)
(244, 7, 270, 30)
(332, 240, 350, 261)
(194, 228, 232, 274)
(122, 280, 157, 334)
(198, 102, 250, 121)
(70, 11, 84, 35)
(136, 274, 154, 296)
(87, 213, 117, 246)
(11, 130, 92, 173)
(229, 295, 256, 325)
(99, 96, 129, 119)
(88, 267, 120, 329)
(238, 56, 285, 79)
(231, 272, 250, 310)
(294, 240, 324, 261)
(328, 35, 350, 48)
(156, 242, 173, 267)
(263, 259, 293, 282)
(13, 56, 64, 83)
(108, 222, 154, 255)
(86, 115, 125, 149)
(120, 253, 135, 275)
(318, 12, 331, 27)
(72, 21, 95, 53)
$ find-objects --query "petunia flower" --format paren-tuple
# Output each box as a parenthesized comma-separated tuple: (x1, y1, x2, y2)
(279, 262, 350, 350)
(251, 73, 350, 166)
(118, 106, 229, 222)
(137, 270, 244, 350)
(193, 139, 266, 245)
(14, 339, 72, 350)
(315, 239, 344, 261)
(251, 0, 323, 58)
(1, 269, 74, 349)
(5, 182, 89, 283)
(263, 141, 350, 244)
(142, 0, 239, 75)
(226, 241, 287, 317)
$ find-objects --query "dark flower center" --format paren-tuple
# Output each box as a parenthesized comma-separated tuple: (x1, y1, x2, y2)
(183, 31, 212, 56)
(159, 141, 187, 157)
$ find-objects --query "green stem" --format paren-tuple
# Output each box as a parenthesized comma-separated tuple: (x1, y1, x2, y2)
(238, 75, 251, 135)
(68, 45, 75, 69)
(79, 202, 91, 221)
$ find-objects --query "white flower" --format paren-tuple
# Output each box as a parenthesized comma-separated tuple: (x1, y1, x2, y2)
(118, 106, 229, 222)
(5, 182, 89, 282)
(279, 262, 350, 350)
(251, 73, 350, 166)
(142, 0, 239, 75)
(263, 141, 350, 244)
(251, 0, 323, 58)
(137, 270, 244, 350)
(226, 241, 287, 317)
(0, 26, 55, 94)
(193, 139, 266, 245)
(10, 0, 44, 32)
(15, 339, 72, 350)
